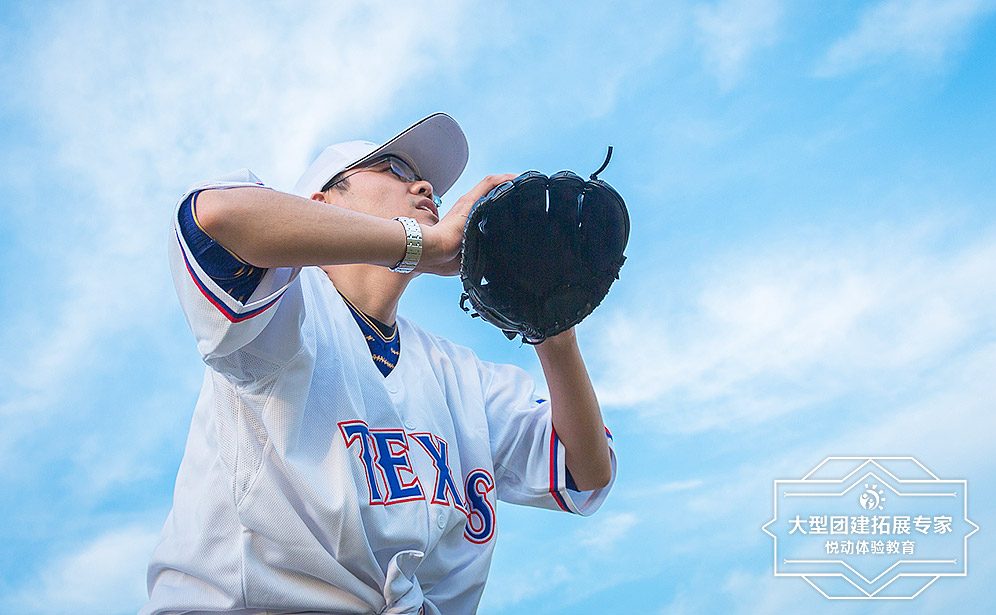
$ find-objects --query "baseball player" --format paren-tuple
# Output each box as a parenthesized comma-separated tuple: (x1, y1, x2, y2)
(143, 113, 616, 615)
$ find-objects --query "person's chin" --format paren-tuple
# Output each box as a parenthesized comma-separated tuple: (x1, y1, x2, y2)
(414, 209, 439, 225)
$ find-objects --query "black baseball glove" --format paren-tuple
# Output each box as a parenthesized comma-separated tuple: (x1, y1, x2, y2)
(460, 148, 629, 343)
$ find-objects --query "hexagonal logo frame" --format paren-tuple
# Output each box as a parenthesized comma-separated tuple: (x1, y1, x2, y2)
(762, 457, 979, 599)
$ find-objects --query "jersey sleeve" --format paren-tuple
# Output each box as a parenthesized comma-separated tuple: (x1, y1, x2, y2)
(168, 169, 305, 370)
(482, 362, 616, 516)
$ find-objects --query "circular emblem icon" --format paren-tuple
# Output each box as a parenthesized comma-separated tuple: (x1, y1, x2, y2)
(859, 483, 886, 510)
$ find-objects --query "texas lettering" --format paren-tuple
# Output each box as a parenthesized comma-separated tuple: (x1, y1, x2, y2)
(338, 420, 496, 544)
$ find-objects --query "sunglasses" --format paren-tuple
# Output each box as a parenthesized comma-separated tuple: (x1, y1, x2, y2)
(322, 156, 442, 207)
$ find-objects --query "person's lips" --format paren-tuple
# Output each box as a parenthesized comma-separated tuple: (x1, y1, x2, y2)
(416, 197, 438, 218)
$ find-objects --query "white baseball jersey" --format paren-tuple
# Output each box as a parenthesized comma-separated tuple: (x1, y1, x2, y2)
(143, 169, 616, 615)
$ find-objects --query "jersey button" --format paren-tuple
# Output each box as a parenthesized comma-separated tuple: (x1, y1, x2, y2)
(437, 514, 446, 529)
(404, 420, 416, 430)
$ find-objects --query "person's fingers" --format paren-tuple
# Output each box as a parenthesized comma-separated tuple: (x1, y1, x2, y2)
(446, 174, 517, 218)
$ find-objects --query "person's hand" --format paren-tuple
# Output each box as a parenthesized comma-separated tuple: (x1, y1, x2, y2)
(416, 174, 516, 276)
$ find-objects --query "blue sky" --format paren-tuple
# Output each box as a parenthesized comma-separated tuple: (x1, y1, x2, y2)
(1, 0, 994, 613)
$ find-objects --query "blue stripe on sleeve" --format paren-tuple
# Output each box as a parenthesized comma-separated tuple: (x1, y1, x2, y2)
(177, 192, 266, 304)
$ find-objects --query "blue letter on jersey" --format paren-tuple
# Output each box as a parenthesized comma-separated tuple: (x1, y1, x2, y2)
(371, 430, 424, 503)
(411, 433, 465, 511)
(338, 421, 385, 504)
(464, 469, 495, 544)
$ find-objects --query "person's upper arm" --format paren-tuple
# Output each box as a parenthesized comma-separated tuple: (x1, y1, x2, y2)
(168, 169, 304, 372)
(482, 360, 616, 516)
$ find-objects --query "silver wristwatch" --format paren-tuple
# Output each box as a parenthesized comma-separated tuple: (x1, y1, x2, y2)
(389, 216, 422, 274)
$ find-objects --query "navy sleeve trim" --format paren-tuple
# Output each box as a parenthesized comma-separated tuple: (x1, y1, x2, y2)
(565, 466, 579, 492)
(177, 191, 266, 304)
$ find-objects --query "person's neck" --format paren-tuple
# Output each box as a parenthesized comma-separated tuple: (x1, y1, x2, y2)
(320, 264, 410, 326)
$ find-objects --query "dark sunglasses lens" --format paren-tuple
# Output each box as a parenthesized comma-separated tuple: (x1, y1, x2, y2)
(389, 159, 417, 182)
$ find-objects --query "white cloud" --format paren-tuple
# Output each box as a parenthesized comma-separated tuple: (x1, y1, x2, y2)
(815, 0, 996, 77)
(10, 525, 160, 615)
(648, 338, 996, 563)
(694, 0, 784, 90)
(677, 348, 996, 526)
(1, 0, 471, 440)
(645, 364, 996, 612)
(589, 223, 996, 434)
(442, 0, 684, 157)
(722, 568, 815, 614)
(642, 479, 705, 496)
(577, 512, 638, 550)
(481, 562, 573, 612)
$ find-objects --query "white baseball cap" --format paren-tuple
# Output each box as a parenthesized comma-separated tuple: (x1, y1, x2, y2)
(292, 112, 469, 198)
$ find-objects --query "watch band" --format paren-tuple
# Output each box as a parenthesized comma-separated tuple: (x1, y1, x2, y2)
(389, 216, 422, 274)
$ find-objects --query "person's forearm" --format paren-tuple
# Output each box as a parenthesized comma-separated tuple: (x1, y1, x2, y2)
(194, 175, 518, 276)
(194, 187, 408, 269)
(536, 329, 612, 491)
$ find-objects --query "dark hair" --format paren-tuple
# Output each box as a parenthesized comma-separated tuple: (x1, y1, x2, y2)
(322, 174, 351, 193)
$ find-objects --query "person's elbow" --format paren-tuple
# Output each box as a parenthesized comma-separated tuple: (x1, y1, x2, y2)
(193, 189, 236, 241)
(573, 459, 612, 491)
(590, 463, 613, 491)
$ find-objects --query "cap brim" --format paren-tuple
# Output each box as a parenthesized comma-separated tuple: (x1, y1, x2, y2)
(352, 113, 469, 197)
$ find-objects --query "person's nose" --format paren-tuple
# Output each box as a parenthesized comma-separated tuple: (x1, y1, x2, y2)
(410, 179, 434, 200)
